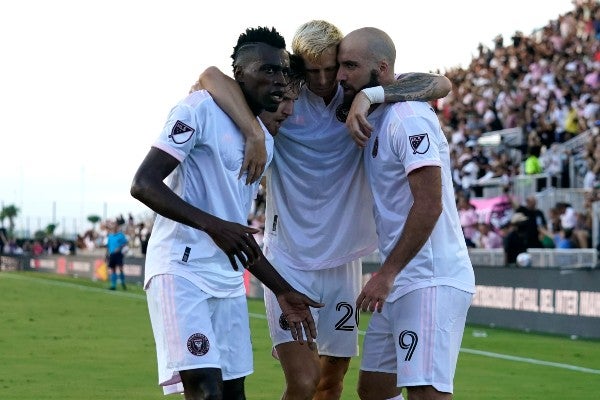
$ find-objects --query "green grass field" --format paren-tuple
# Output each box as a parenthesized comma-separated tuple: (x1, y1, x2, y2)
(1, 271, 599, 399)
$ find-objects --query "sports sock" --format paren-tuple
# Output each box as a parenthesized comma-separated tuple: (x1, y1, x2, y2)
(110, 271, 117, 288)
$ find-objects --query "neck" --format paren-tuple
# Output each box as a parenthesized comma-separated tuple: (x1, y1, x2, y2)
(240, 85, 261, 116)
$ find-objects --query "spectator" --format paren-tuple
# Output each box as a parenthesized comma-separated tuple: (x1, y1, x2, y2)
(457, 194, 479, 247)
(515, 195, 547, 248)
(476, 222, 504, 249)
(503, 212, 530, 266)
(524, 145, 544, 175)
(540, 143, 564, 187)
(31, 240, 44, 256)
(136, 222, 151, 256)
(0, 227, 7, 255)
(556, 228, 579, 248)
(556, 201, 577, 230)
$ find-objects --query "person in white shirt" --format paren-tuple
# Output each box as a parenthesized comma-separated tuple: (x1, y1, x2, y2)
(130, 27, 321, 400)
(337, 27, 475, 400)
(193, 20, 451, 400)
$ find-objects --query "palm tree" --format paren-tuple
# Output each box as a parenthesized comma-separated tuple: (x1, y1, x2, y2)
(0, 204, 19, 234)
(87, 215, 101, 230)
(45, 223, 58, 237)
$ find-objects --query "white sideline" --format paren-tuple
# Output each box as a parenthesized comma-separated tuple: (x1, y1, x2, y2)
(3, 273, 600, 375)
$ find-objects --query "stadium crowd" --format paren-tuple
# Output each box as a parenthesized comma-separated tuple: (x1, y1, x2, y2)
(435, 0, 600, 256)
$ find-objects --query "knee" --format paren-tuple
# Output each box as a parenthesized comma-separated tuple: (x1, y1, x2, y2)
(316, 356, 350, 399)
(286, 371, 320, 399)
(316, 377, 344, 399)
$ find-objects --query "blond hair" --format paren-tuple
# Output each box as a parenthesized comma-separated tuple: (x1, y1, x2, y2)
(292, 20, 343, 63)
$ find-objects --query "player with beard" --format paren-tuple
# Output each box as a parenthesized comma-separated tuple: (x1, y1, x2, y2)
(336, 27, 475, 400)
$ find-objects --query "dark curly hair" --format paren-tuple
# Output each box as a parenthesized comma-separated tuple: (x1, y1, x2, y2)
(231, 26, 286, 67)
(287, 53, 305, 92)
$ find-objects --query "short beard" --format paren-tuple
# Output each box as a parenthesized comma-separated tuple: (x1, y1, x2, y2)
(337, 70, 380, 122)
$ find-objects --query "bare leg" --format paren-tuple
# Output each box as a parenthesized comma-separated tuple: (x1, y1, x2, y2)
(276, 341, 321, 400)
(357, 370, 400, 400)
(180, 367, 223, 400)
(406, 385, 452, 400)
(314, 355, 350, 400)
(223, 377, 246, 400)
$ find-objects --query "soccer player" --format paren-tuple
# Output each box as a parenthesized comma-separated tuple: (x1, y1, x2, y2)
(336, 27, 475, 400)
(258, 54, 304, 136)
(130, 27, 321, 400)
(194, 20, 451, 400)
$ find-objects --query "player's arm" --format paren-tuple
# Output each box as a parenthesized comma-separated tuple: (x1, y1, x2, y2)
(247, 257, 323, 344)
(347, 73, 452, 147)
(130, 147, 262, 270)
(385, 72, 452, 102)
(356, 165, 442, 313)
(195, 67, 266, 185)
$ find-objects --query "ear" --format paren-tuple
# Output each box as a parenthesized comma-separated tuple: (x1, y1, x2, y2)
(233, 66, 243, 81)
(379, 60, 390, 75)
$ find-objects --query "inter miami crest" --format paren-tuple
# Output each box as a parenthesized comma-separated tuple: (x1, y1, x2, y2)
(409, 133, 430, 154)
(169, 120, 195, 144)
(187, 333, 210, 356)
(279, 313, 290, 331)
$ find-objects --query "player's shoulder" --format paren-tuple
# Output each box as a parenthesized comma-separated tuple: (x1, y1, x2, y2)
(388, 101, 437, 120)
(180, 89, 217, 110)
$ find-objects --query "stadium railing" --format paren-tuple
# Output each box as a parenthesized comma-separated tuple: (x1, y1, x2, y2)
(362, 248, 598, 269)
(527, 248, 598, 269)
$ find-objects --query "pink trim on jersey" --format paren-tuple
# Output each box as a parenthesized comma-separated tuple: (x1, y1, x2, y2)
(165, 276, 184, 370)
(405, 160, 442, 175)
(422, 287, 434, 377)
(152, 143, 185, 162)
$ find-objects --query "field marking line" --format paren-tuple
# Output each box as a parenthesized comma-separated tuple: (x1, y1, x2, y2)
(4, 273, 600, 375)
(459, 348, 600, 374)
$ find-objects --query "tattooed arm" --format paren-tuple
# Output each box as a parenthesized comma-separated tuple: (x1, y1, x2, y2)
(346, 72, 452, 147)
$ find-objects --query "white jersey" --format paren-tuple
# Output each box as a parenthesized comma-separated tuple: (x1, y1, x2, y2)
(263, 85, 378, 270)
(144, 90, 274, 297)
(365, 101, 475, 301)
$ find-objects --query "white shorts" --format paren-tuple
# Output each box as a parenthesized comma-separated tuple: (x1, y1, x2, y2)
(360, 286, 472, 393)
(263, 252, 362, 357)
(146, 274, 253, 395)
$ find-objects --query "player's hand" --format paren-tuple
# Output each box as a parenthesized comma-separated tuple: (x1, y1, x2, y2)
(346, 91, 374, 148)
(356, 270, 395, 313)
(239, 132, 267, 185)
(276, 291, 324, 344)
(204, 219, 261, 270)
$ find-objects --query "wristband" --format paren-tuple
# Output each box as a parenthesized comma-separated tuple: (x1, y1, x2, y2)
(361, 86, 385, 104)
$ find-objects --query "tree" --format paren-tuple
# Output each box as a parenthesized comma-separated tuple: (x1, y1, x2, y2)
(45, 223, 58, 237)
(0, 204, 20, 234)
(87, 215, 101, 230)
